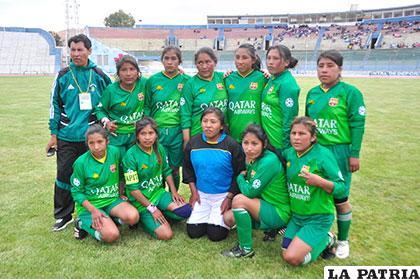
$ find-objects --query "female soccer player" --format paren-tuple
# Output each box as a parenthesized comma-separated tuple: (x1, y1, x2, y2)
(145, 46, 190, 189)
(305, 50, 366, 259)
(123, 117, 192, 240)
(70, 124, 139, 243)
(225, 44, 267, 143)
(221, 124, 290, 258)
(282, 117, 345, 265)
(183, 107, 245, 241)
(95, 54, 148, 158)
(180, 47, 228, 147)
(261, 44, 300, 152)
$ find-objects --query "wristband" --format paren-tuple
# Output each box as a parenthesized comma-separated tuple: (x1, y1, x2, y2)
(147, 204, 157, 214)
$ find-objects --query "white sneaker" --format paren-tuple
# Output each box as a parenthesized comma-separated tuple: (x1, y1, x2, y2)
(336, 240, 350, 259)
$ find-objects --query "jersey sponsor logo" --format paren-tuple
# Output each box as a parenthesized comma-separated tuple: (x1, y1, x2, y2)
(285, 98, 294, 107)
(199, 99, 227, 111)
(138, 92, 145, 101)
(73, 177, 81, 187)
(180, 97, 186, 106)
(229, 84, 235, 90)
(120, 111, 143, 124)
(156, 100, 180, 113)
(249, 82, 258, 90)
(89, 84, 97, 93)
(110, 164, 116, 173)
(177, 83, 184, 91)
(267, 86, 274, 94)
(67, 84, 75, 90)
(314, 118, 338, 136)
(228, 100, 256, 115)
(156, 85, 163, 91)
(199, 88, 206, 93)
(252, 179, 261, 189)
(90, 183, 119, 198)
(141, 175, 162, 191)
(216, 83, 224, 90)
(329, 98, 338, 107)
(92, 173, 99, 179)
(120, 102, 127, 107)
(261, 103, 273, 118)
(124, 169, 139, 185)
(358, 106, 366, 116)
(288, 182, 311, 201)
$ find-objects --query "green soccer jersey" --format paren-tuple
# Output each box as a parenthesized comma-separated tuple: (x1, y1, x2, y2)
(237, 150, 291, 222)
(226, 70, 267, 142)
(305, 81, 366, 158)
(261, 70, 300, 150)
(95, 77, 148, 134)
(123, 143, 172, 212)
(180, 72, 228, 137)
(283, 144, 346, 215)
(70, 145, 121, 214)
(145, 71, 190, 128)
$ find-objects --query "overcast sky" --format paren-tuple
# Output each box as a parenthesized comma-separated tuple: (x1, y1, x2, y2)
(0, 0, 419, 31)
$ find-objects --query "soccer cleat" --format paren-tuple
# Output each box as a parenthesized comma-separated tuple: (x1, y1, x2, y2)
(336, 240, 350, 259)
(52, 215, 73, 232)
(321, 232, 337, 260)
(278, 226, 287, 236)
(221, 244, 255, 258)
(263, 229, 278, 241)
(74, 218, 88, 240)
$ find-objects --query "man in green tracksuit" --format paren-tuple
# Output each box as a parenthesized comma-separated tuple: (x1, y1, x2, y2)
(46, 34, 111, 232)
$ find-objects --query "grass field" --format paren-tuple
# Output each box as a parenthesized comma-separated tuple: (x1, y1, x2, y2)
(0, 76, 419, 278)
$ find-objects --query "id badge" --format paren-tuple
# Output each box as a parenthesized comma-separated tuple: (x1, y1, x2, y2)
(79, 93, 92, 110)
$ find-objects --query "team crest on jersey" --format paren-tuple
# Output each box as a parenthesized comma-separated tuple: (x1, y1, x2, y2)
(142, 164, 148, 169)
(329, 98, 338, 107)
(300, 165, 310, 173)
(89, 84, 97, 93)
(156, 85, 163, 91)
(120, 102, 127, 107)
(358, 106, 366, 116)
(216, 83, 224, 90)
(177, 83, 184, 91)
(93, 173, 99, 179)
(199, 88, 206, 93)
(138, 92, 145, 101)
(250, 170, 256, 178)
(229, 84, 235, 90)
(267, 86, 274, 94)
(110, 164, 116, 173)
(249, 82, 258, 90)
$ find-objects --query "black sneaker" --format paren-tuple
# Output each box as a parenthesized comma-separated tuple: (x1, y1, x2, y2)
(263, 229, 278, 242)
(221, 244, 255, 258)
(52, 215, 73, 232)
(74, 218, 88, 240)
(321, 232, 337, 260)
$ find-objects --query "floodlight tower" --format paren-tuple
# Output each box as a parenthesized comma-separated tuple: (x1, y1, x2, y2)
(64, 0, 81, 65)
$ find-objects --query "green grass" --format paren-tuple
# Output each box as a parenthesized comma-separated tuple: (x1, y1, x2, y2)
(0, 76, 419, 278)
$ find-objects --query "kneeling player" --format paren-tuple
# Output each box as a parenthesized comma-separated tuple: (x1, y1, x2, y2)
(71, 125, 139, 243)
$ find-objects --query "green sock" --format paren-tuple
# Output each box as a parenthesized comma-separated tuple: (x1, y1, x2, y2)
(163, 210, 184, 221)
(302, 235, 329, 265)
(337, 211, 352, 241)
(232, 208, 253, 251)
(173, 173, 180, 191)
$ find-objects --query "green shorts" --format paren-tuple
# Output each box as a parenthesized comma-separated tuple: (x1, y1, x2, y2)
(253, 200, 288, 230)
(139, 191, 174, 237)
(109, 132, 136, 158)
(158, 126, 183, 167)
(78, 198, 126, 239)
(324, 144, 351, 200)
(284, 213, 334, 249)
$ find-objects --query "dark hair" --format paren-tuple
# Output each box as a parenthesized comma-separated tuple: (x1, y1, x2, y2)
(236, 43, 261, 70)
(67, 34, 92, 49)
(135, 117, 161, 164)
(266, 44, 298, 69)
(241, 124, 286, 170)
(290, 116, 317, 144)
(161, 46, 183, 64)
(194, 47, 217, 64)
(85, 124, 108, 145)
(317, 50, 343, 67)
(115, 55, 141, 81)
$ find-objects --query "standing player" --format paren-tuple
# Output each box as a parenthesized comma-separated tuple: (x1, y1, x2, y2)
(225, 44, 267, 143)
(282, 117, 345, 265)
(305, 50, 366, 259)
(180, 47, 228, 147)
(261, 44, 300, 152)
(221, 124, 290, 258)
(145, 46, 190, 189)
(95, 54, 147, 158)
(46, 34, 112, 231)
(123, 117, 192, 240)
(70, 125, 139, 242)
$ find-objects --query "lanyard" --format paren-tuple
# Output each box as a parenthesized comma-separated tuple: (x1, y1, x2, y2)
(69, 67, 92, 93)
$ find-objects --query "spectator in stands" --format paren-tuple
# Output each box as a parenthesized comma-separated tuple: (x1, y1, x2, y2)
(145, 46, 190, 190)
(46, 34, 112, 232)
(225, 43, 266, 143)
(180, 47, 228, 147)
(183, 107, 244, 241)
(95, 54, 147, 159)
(305, 50, 366, 259)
